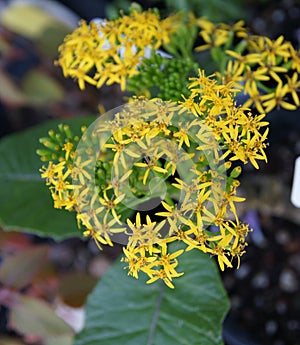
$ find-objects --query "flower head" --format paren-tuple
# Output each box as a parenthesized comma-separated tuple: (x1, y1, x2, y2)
(56, 10, 179, 91)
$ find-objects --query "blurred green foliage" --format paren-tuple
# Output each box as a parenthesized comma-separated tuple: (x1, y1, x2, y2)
(107, 0, 249, 21)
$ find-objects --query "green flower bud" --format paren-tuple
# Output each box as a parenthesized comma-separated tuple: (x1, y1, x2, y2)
(230, 166, 242, 178)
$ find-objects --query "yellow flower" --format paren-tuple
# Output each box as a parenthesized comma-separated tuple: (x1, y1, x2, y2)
(242, 66, 270, 95)
(83, 216, 126, 247)
(196, 129, 221, 161)
(62, 142, 74, 161)
(68, 68, 98, 91)
(225, 50, 261, 67)
(218, 60, 244, 85)
(126, 213, 163, 248)
(286, 72, 300, 106)
(231, 129, 268, 169)
(173, 119, 199, 148)
(104, 141, 128, 172)
(146, 243, 184, 288)
(51, 190, 76, 210)
(219, 20, 248, 38)
(261, 83, 297, 113)
(195, 18, 230, 52)
(71, 156, 92, 185)
(290, 47, 300, 73)
(134, 151, 168, 185)
(50, 166, 73, 201)
(105, 169, 133, 197)
(236, 112, 269, 136)
(262, 35, 291, 66)
(182, 187, 212, 228)
(220, 187, 245, 219)
(164, 225, 197, 248)
(99, 189, 125, 223)
(242, 82, 265, 114)
(172, 177, 211, 207)
(264, 64, 288, 84)
(40, 161, 65, 185)
(212, 246, 233, 271)
(156, 201, 189, 235)
(122, 245, 158, 279)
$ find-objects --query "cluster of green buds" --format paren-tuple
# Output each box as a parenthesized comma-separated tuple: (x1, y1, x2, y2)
(127, 51, 198, 101)
(37, 124, 80, 162)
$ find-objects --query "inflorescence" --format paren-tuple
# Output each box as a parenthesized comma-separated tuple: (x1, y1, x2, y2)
(39, 71, 268, 288)
(38, 8, 300, 288)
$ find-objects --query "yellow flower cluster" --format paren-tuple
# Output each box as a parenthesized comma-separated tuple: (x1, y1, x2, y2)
(40, 9, 293, 288)
(195, 17, 248, 51)
(196, 19, 300, 114)
(182, 70, 269, 169)
(39, 142, 76, 210)
(56, 9, 179, 91)
(40, 74, 268, 287)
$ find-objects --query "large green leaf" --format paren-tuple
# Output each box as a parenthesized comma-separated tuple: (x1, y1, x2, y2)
(9, 295, 74, 338)
(74, 249, 230, 345)
(0, 116, 95, 240)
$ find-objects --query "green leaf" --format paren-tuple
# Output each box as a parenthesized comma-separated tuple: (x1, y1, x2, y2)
(9, 295, 74, 338)
(0, 116, 96, 240)
(45, 336, 73, 345)
(0, 3, 72, 56)
(0, 4, 69, 41)
(0, 71, 27, 106)
(22, 70, 65, 106)
(37, 24, 71, 56)
(0, 69, 65, 107)
(74, 249, 230, 345)
(0, 245, 48, 289)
